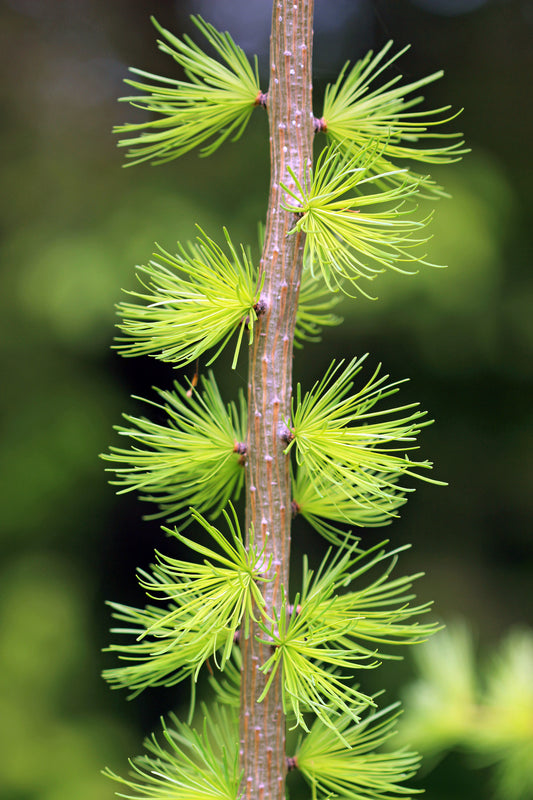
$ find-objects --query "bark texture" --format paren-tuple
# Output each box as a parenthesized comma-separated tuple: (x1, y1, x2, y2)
(240, 2, 315, 799)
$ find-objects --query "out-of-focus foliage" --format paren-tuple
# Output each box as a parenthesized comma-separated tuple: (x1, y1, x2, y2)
(0, 555, 135, 800)
(0, 1, 531, 799)
(397, 624, 533, 800)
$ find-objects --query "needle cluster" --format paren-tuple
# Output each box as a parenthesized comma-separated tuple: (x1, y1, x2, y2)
(281, 145, 436, 295)
(103, 372, 246, 522)
(104, 706, 241, 800)
(321, 41, 467, 196)
(115, 17, 261, 164)
(115, 228, 263, 369)
(115, 228, 343, 370)
(258, 541, 438, 733)
(296, 703, 421, 800)
(104, 507, 269, 694)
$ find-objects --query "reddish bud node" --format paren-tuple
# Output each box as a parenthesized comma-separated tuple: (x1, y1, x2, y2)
(254, 299, 267, 316)
(255, 91, 268, 107)
(281, 427, 295, 444)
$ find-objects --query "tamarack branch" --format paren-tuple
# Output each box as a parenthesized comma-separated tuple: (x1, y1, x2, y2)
(101, 2, 466, 799)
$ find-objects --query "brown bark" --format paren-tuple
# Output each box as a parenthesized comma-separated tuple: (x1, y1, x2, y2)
(240, 2, 315, 799)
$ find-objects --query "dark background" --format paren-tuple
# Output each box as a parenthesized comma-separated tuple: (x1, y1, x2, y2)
(0, 1, 531, 798)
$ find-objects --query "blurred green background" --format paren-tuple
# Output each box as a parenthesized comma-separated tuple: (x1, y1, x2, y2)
(0, 1, 531, 798)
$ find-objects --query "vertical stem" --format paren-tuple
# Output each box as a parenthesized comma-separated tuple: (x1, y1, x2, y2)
(240, 2, 314, 799)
